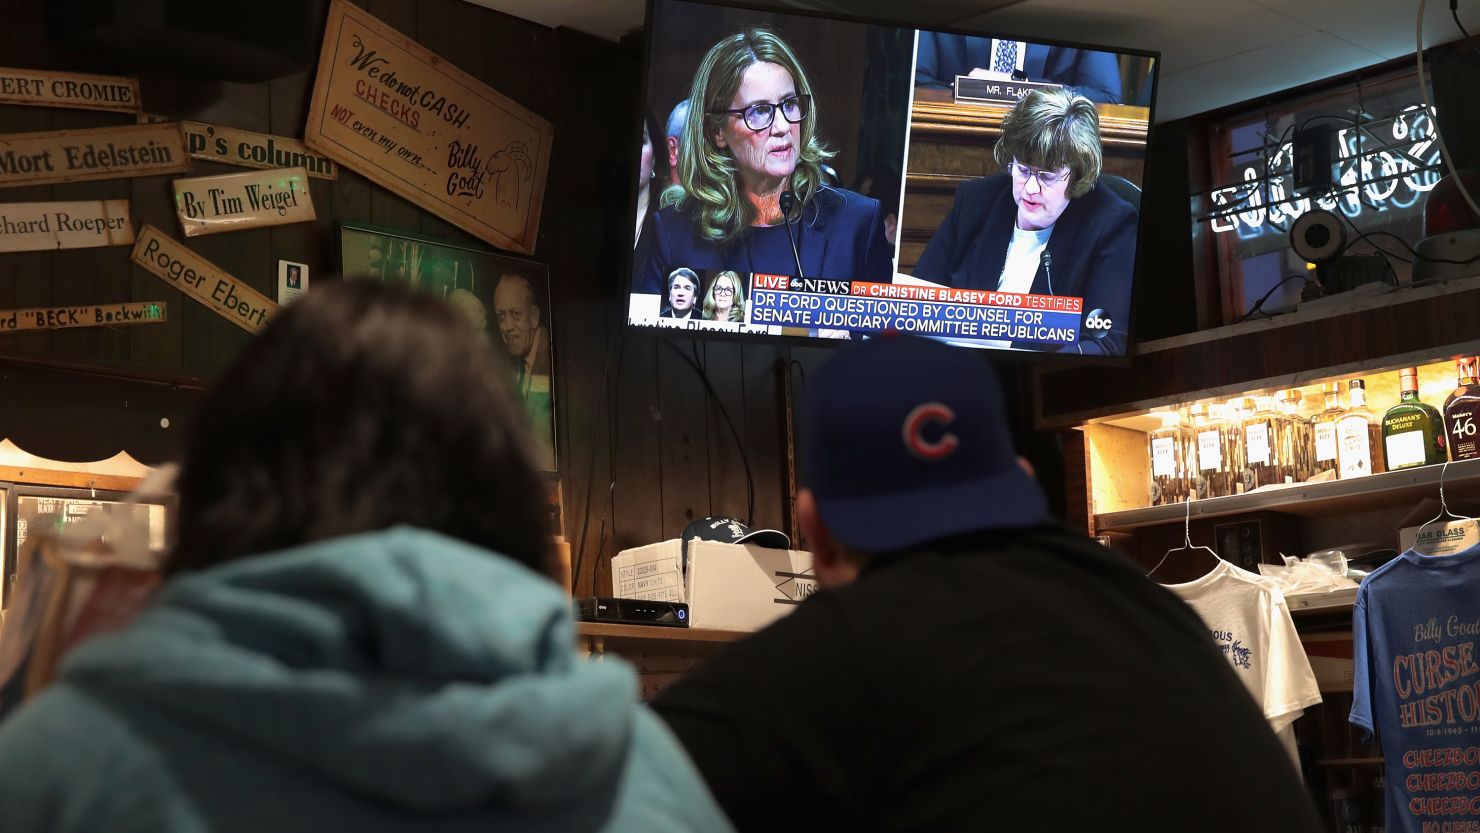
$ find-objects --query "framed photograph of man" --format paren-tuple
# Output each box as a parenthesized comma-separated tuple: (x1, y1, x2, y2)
(337, 222, 557, 472)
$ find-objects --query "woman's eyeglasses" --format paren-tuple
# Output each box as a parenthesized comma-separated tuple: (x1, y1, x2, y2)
(711, 95, 811, 132)
(713, 285, 736, 295)
(1010, 161, 1070, 189)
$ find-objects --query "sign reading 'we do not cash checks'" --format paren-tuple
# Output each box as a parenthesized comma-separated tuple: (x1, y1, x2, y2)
(303, 0, 552, 254)
(130, 225, 278, 333)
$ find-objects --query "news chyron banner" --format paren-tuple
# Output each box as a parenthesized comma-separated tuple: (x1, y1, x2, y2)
(749, 274, 1094, 348)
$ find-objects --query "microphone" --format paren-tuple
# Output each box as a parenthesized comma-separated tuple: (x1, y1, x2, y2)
(779, 190, 805, 279)
(1040, 249, 1054, 296)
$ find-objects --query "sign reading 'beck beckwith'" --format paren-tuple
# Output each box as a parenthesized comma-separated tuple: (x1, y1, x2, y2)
(130, 224, 278, 333)
(0, 301, 167, 333)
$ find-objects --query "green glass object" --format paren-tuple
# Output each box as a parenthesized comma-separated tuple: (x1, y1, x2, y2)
(1381, 367, 1447, 470)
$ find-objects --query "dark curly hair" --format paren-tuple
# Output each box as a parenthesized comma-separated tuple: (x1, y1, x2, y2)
(166, 280, 553, 578)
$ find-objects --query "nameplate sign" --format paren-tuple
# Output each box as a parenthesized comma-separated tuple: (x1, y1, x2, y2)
(0, 200, 134, 253)
(130, 225, 278, 333)
(173, 167, 316, 237)
(0, 66, 140, 113)
(304, 0, 552, 254)
(954, 76, 1064, 105)
(0, 302, 166, 333)
(180, 121, 339, 180)
(0, 123, 190, 189)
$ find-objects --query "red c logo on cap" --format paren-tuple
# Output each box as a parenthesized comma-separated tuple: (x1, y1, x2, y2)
(903, 402, 959, 461)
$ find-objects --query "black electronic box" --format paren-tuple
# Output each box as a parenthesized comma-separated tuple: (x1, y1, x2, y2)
(575, 597, 690, 627)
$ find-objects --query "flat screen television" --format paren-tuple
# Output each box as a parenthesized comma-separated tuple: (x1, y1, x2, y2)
(627, 0, 1159, 358)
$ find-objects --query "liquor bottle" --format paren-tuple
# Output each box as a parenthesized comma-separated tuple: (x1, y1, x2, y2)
(1336, 380, 1383, 479)
(1190, 403, 1245, 498)
(1241, 395, 1291, 491)
(1308, 382, 1344, 479)
(1443, 356, 1480, 461)
(1381, 368, 1447, 471)
(1276, 389, 1314, 482)
(1147, 409, 1193, 506)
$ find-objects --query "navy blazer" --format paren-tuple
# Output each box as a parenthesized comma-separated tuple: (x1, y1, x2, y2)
(633, 186, 893, 295)
(913, 174, 1138, 356)
(915, 33, 1123, 104)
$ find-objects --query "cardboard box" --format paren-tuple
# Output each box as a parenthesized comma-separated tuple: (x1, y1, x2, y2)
(612, 539, 815, 632)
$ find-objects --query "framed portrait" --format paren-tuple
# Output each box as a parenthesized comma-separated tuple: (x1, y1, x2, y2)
(337, 222, 557, 472)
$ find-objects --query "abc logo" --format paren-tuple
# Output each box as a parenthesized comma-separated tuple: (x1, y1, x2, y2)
(1083, 308, 1113, 338)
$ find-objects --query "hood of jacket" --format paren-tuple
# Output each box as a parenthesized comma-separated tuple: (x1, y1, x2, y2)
(60, 526, 635, 813)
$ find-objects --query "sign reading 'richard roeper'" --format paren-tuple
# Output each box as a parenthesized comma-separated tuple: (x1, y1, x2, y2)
(0, 200, 133, 253)
(303, 0, 552, 254)
(0, 123, 190, 188)
(130, 225, 278, 333)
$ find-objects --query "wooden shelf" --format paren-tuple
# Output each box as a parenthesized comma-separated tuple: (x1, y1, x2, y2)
(1096, 458, 1480, 532)
(575, 622, 746, 644)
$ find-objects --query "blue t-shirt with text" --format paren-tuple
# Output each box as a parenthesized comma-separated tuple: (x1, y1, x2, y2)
(1351, 544, 1480, 833)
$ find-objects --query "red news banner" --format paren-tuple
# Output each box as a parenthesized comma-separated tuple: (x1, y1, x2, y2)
(748, 274, 1085, 345)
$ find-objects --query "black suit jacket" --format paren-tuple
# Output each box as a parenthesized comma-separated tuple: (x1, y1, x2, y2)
(913, 174, 1138, 355)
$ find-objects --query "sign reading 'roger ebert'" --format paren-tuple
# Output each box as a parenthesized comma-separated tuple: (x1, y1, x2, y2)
(130, 224, 278, 333)
(303, 0, 551, 254)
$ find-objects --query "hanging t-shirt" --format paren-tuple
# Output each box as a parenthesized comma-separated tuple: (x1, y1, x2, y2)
(1166, 560, 1323, 763)
(1351, 543, 1480, 833)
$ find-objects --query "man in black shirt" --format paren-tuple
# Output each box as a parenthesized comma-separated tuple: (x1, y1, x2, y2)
(651, 335, 1322, 833)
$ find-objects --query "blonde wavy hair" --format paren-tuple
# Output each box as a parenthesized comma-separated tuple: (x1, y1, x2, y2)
(662, 29, 835, 243)
(993, 88, 1103, 198)
(703, 271, 745, 322)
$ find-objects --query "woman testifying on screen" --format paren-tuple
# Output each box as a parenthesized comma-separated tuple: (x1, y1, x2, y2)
(913, 88, 1137, 356)
(633, 29, 893, 295)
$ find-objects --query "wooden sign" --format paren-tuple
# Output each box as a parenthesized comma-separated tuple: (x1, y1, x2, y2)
(0, 200, 134, 253)
(172, 167, 317, 237)
(0, 67, 139, 113)
(130, 224, 278, 333)
(0, 301, 166, 333)
(180, 121, 338, 180)
(303, 0, 552, 254)
(0, 123, 190, 189)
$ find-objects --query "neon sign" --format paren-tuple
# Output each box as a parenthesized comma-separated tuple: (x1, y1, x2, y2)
(1209, 104, 1443, 239)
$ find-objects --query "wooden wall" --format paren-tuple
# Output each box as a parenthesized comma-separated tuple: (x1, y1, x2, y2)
(0, 0, 853, 597)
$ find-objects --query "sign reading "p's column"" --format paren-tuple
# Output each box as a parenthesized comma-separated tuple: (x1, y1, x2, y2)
(130, 225, 278, 333)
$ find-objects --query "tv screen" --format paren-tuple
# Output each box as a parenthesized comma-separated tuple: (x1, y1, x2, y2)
(628, 0, 1158, 357)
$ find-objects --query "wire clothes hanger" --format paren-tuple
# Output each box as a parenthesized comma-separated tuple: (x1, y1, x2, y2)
(1409, 458, 1479, 554)
(1147, 497, 1224, 581)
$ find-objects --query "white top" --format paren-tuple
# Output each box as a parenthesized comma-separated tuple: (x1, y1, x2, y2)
(998, 224, 1052, 295)
(1164, 560, 1323, 765)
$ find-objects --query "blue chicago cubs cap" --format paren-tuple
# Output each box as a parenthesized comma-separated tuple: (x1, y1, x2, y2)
(799, 335, 1049, 552)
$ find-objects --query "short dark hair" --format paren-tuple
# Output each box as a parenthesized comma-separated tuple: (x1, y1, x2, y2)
(167, 280, 553, 577)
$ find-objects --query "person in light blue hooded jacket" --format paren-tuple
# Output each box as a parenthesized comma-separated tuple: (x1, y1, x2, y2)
(0, 281, 735, 833)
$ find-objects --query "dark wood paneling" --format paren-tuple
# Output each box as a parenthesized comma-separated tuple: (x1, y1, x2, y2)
(0, 0, 834, 598)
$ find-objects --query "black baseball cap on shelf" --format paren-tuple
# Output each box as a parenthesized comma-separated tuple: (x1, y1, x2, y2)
(681, 517, 791, 572)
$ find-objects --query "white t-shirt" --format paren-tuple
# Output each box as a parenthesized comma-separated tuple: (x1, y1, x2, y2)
(1164, 560, 1322, 764)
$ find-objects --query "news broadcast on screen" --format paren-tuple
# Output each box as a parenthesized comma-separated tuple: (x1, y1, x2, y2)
(628, 0, 1157, 357)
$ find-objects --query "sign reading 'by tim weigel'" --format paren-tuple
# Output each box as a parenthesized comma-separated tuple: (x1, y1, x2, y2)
(0, 301, 167, 333)
(130, 224, 278, 333)
(173, 167, 316, 237)
(0, 66, 139, 113)
(0, 200, 134, 253)
(0, 122, 190, 188)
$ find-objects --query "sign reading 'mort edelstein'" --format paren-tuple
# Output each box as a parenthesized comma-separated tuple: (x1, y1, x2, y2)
(130, 224, 278, 333)
(0, 123, 190, 188)
(303, 0, 552, 254)
(172, 167, 317, 237)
